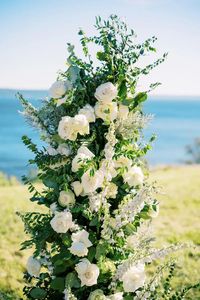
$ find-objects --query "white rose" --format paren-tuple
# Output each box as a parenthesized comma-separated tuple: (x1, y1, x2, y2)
(46, 146, 58, 156)
(121, 263, 146, 292)
(73, 114, 90, 136)
(108, 292, 123, 300)
(71, 146, 94, 173)
(79, 104, 96, 123)
(114, 156, 132, 169)
(58, 190, 75, 208)
(77, 145, 95, 158)
(69, 230, 92, 257)
(88, 289, 106, 300)
(71, 181, 84, 196)
(72, 229, 92, 247)
(58, 116, 77, 141)
(26, 256, 41, 277)
(75, 258, 99, 286)
(50, 211, 73, 233)
(106, 182, 118, 199)
(126, 234, 140, 249)
(94, 82, 118, 103)
(49, 80, 71, 99)
(118, 104, 129, 120)
(58, 115, 89, 141)
(57, 144, 71, 156)
(95, 101, 118, 123)
(81, 169, 104, 194)
(69, 241, 88, 257)
(122, 166, 144, 187)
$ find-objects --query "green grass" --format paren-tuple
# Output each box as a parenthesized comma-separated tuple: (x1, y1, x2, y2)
(0, 166, 199, 299)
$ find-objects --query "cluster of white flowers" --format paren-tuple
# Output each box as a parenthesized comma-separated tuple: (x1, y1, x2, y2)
(94, 82, 118, 123)
(47, 144, 72, 157)
(25, 80, 162, 298)
(114, 190, 146, 229)
(116, 110, 153, 139)
(87, 290, 123, 300)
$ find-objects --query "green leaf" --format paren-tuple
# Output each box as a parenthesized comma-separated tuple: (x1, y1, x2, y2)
(42, 177, 58, 189)
(135, 92, 147, 103)
(89, 216, 99, 226)
(65, 272, 81, 288)
(124, 223, 136, 235)
(140, 211, 151, 220)
(87, 246, 96, 262)
(96, 51, 107, 61)
(52, 251, 72, 265)
(30, 288, 47, 299)
(118, 80, 127, 98)
(50, 277, 65, 291)
(54, 264, 68, 275)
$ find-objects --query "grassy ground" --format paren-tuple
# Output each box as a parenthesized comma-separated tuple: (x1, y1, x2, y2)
(0, 166, 199, 299)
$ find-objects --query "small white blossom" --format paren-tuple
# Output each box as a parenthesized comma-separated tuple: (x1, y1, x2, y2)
(88, 192, 102, 212)
(121, 263, 146, 292)
(71, 146, 94, 173)
(71, 181, 84, 196)
(108, 292, 123, 300)
(26, 256, 41, 277)
(79, 104, 96, 123)
(105, 182, 118, 199)
(49, 80, 71, 99)
(69, 230, 92, 257)
(57, 95, 68, 106)
(50, 202, 58, 214)
(46, 146, 58, 156)
(118, 103, 129, 120)
(123, 166, 144, 187)
(81, 169, 104, 194)
(114, 156, 132, 170)
(57, 144, 71, 156)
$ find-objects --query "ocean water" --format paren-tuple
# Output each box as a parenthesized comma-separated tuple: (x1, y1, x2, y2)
(0, 89, 200, 178)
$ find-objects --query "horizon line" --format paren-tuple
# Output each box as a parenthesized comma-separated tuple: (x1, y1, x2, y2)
(0, 87, 200, 98)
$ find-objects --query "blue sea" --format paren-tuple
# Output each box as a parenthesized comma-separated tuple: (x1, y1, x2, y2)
(0, 89, 200, 178)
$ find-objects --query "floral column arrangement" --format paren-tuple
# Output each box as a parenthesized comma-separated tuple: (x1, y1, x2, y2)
(19, 15, 194, 300)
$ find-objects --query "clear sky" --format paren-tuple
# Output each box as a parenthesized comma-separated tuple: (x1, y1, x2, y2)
(0, 0, 200, 95)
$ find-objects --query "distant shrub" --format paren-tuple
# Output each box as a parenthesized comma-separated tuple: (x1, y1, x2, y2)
(185, 138, 200, 164)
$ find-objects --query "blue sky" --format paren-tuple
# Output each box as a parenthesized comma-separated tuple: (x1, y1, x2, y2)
(0, 0, 200, 95)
